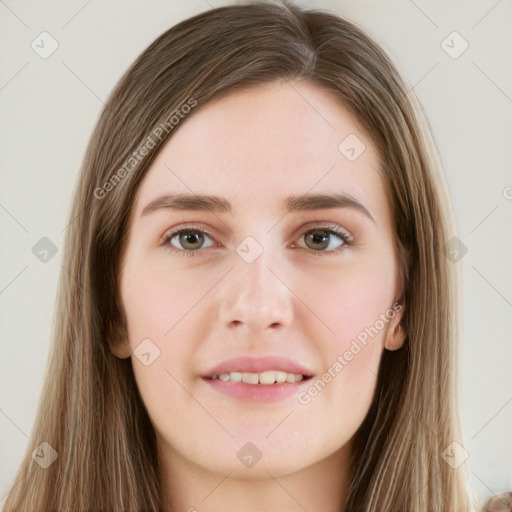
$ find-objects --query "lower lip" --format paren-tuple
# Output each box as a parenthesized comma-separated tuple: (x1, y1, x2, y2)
(202, 377, 311, 403)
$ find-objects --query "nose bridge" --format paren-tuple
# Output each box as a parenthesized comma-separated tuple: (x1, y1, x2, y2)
(218, 243, 293, 332)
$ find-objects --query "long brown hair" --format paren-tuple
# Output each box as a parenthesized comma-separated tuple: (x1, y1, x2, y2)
(2, 2, 474, 510)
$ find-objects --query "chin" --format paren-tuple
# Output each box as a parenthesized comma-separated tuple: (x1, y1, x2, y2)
(209, 455, 307, 480)
(194, 436, 316, 479)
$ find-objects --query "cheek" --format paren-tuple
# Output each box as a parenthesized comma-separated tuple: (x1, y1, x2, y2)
(304, 247, 397, 347)
(295, 249, 395, 417)
(120, 265, 198, 400)
(122, 260, 213, 347)
(121, 259, 219, 399)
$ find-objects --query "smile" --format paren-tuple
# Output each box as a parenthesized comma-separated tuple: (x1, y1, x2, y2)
(207, 370, 309, 385)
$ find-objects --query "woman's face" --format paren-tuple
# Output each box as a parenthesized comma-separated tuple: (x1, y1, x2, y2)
(115, 81, 404, 480)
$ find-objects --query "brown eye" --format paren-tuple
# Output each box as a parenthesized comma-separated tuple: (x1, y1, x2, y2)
(164, 228, 215, 255)
(302, 228, 348, 252)
(177, 231, 206, 250)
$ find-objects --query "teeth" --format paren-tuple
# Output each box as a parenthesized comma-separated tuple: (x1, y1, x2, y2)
(211, 370, 305, 385)
(229, 371, 242, 382)
(276, 371, 287, 383)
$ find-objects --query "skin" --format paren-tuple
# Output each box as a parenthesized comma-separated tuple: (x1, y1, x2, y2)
(112, 80, 405, 512)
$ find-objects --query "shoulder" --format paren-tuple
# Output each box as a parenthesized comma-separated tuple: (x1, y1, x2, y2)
(482, 491, 512, 511)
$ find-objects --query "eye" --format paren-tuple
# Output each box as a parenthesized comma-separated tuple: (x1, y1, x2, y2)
(162, 226, 216, 257)
(294, 223, 353, 256)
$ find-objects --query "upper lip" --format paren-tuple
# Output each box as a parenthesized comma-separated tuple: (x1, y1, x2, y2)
(203, 355, 314, 377)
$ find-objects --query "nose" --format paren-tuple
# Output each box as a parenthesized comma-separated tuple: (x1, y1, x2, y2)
(217, 247, 293, 333)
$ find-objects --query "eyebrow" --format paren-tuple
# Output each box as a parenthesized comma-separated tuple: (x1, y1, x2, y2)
(140, 192, 376, 224)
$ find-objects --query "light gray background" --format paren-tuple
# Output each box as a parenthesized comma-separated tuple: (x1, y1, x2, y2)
(1, 0, 511, 508)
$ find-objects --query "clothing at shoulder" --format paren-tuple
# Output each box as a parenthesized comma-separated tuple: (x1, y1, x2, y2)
(482, 491, 512, 511)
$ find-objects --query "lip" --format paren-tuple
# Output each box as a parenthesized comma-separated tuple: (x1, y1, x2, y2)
(202, 377, 311, 403)
(203, 355, 314, 378)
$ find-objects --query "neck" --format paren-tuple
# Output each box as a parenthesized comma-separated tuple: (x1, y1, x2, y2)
(160, 441, 352, 512)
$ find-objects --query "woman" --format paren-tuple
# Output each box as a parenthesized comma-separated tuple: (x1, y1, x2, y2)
(2, 2, 476, 510)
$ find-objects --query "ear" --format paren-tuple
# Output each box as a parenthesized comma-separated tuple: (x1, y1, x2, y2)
(109, 322, 132, 359)
(384, 299, 405, 351)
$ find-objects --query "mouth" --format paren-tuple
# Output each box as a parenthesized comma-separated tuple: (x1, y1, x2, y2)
(204, 370, 312, 385)
(201, 355, 314, 402)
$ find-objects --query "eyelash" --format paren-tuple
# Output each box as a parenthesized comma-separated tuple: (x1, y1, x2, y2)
(161, 221, 354, 258)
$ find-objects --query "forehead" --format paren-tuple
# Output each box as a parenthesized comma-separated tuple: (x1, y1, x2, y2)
(133, 81, 387, 222)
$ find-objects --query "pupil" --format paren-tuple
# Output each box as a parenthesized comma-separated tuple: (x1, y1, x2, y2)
(309, 231, 328, 249)
(182, 232, 202, 249)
